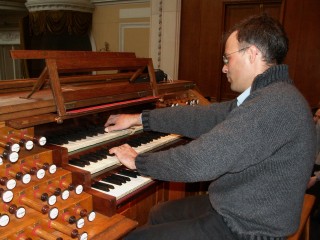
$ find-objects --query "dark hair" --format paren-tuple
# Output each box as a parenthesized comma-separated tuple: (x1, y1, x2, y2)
(226, 13, 289, 64)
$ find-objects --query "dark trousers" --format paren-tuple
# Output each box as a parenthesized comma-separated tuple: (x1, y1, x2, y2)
(124, 194, 237, 240)
(306, 164, 320, 240)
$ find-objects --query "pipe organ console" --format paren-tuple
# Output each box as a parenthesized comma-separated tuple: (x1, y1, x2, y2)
(0, 50, 209, 239)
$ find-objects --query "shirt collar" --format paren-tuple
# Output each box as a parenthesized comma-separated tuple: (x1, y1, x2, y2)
(237, 87, 251, 106)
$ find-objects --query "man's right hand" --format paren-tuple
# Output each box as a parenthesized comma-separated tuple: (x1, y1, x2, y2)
(104, 114, 142, 132)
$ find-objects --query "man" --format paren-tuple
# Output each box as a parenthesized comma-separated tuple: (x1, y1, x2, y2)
(105, 14, 316, 239)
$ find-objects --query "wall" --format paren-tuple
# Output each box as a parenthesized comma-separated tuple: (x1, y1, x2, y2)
(91, 0, 182, 80)
(91, 2, 151, 58)
(283, 0, 320, 108)
(0, 6, 27, 80)
(150, 0, 181, 80)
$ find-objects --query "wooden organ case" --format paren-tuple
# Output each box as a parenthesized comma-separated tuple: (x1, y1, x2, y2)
(0, 50, 209, 239)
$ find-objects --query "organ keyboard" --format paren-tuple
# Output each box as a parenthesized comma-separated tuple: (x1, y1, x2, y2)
(0, 50, 210, 238)
(92, 170, 153, 201)
(66, 130, 181, 174)
(53, 126, 143, 153)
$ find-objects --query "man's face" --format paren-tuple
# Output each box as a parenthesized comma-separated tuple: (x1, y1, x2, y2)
(222, 31, 252, 93)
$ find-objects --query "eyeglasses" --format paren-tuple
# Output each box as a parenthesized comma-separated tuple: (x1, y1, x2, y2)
(223, 47, 250, 65)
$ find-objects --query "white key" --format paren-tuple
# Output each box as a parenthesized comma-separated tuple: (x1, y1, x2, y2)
(82, 155, 120, 174)
(63, 126, 143, 152)
(133, 134, 181, 154)
(92, 174, 152, 200)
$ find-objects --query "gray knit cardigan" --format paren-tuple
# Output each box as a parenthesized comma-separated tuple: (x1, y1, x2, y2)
(136, 65, 316, 239)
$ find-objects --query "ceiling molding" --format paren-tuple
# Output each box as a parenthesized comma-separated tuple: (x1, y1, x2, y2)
(0, 1, 27, 12)
(91, 0, 149, 6)
(25, 0, 95, 13)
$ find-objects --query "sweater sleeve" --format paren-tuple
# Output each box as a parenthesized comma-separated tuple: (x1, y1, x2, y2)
(136, 107, 262, 182)
(141, 100, 237, 139)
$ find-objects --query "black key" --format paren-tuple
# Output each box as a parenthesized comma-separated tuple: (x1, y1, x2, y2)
(102, 148, 115, 157)
(92, 182, 110, 192)
(95, 181, 114, 189)
(95, 149, 109, 157)
(118, 169, 139, 178)
(80, 155, 98, 163)
(73, 157, 90, 165)
(102, 176, 122, 185)
(126, 139, 141, 147)
(68, 132, 85, 141)
(109, 174, 128, 183)
(96, 127, 105, 134)
(91, 153, 105, 160)
(114, 174, 131, 182)
(69, 159, 86, 167)
(86, 155, 100, 163)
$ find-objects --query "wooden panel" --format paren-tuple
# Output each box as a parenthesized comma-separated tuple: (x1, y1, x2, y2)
(118, 184, 164, 226)
(62, 82, 151, 102)
(283, 0, 320, 107)
(10, 50, 136, 60)
(53, 57, 149, 72)
(179, 0, 202, 93)
(197, 0, 219, 100)
(179, 0, 222, 101)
